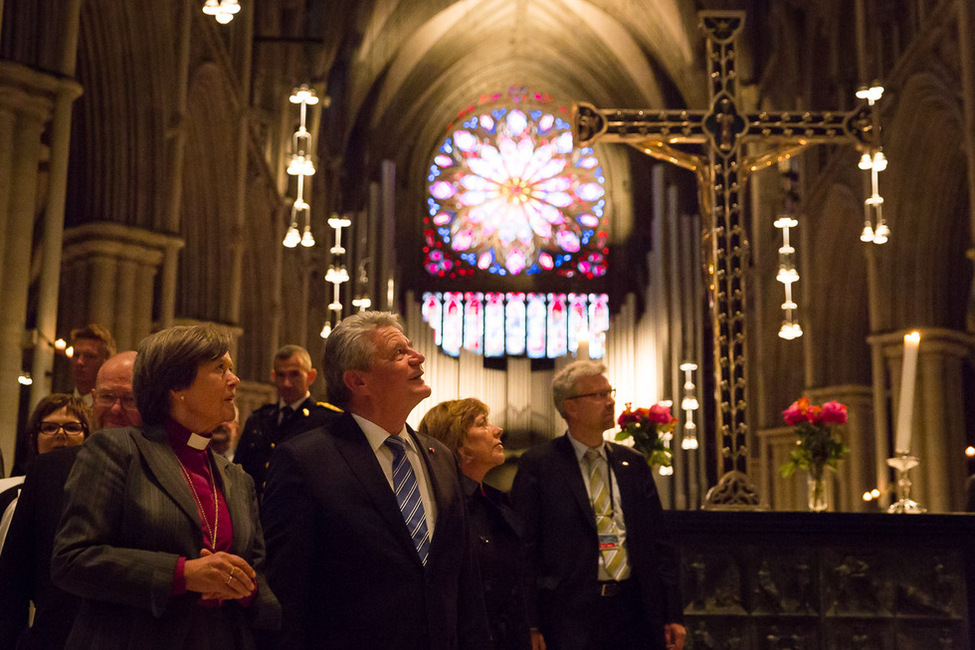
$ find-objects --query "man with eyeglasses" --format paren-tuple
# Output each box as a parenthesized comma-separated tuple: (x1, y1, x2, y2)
(91, 351, 142, 430)
(511, 360, 685, 650)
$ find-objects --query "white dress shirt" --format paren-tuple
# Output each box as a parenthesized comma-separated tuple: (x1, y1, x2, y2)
(568, 432, 631, 581)
(353, 414, 437, 538)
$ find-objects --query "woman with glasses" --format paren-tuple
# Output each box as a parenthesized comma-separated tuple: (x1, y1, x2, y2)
(419, 398, 534, 650)
(51, 324, 279, 649)
(0, 394, 91, 649)
(28, 395, 92, 460)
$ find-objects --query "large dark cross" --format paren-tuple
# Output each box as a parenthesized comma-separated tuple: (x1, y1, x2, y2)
(572, 11, 880, 507)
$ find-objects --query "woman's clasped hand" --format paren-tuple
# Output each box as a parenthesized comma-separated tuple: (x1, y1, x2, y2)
(185, 548, 257, 601)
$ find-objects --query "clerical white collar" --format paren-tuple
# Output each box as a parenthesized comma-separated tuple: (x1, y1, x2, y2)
(186, 432, 211, 450)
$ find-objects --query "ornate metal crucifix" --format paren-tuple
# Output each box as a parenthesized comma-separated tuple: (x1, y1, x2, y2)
(572, 11, 881, 507)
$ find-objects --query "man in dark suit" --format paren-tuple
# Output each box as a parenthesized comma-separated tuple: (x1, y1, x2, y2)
(235, 344, 339, 497)
(510, 360, 686, 650)
(262, 311, 491, 650)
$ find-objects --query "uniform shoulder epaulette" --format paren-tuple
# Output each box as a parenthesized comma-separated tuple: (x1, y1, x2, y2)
(317, 401, 344, 413)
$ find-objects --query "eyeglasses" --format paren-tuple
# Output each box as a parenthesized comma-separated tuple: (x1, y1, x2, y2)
(565, 388, 616, 401)
(94, 391, 138, 410)
(38, 421, 86, 436)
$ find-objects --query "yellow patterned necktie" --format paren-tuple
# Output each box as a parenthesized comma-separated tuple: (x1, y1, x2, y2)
(584, 448, 628, 581)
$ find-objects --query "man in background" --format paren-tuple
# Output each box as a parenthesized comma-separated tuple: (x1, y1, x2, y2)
(91, 351, 140, 430)
(69, 324, 116, 408)
(511, 360, 685, 650)
(235, 344, 339, 497)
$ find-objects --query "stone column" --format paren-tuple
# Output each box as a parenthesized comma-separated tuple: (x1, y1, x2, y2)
(60, 223, 184, 352)
(871, 328, 973, 512)
(28, 0, 85, 411)
(0, 62, 71, 476)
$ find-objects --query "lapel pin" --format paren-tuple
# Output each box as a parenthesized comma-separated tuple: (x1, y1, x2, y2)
(621, 461, 629, 466)
(428, 447, 435, 453)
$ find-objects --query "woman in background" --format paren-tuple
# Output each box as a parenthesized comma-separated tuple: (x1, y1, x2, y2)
(52, 324, 279, 649)
(419, 398, 536, 650)
(0, 395, 91, 648)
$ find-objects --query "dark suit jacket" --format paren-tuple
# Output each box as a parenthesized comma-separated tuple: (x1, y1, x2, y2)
(464, 477, 532, 650)
(261, 412, 492, 650)
(235, 397, 340, 498)
(51, 426, 280, 650)
(509, 434, 683, 650)
(0, 446, 81, 649)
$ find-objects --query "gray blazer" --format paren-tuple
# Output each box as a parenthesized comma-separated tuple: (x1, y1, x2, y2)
(51, 425, 280, 650)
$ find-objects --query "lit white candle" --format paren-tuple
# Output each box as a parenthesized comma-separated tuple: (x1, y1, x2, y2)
(894, 331, 921, 454)
(576, 327, 590, 360)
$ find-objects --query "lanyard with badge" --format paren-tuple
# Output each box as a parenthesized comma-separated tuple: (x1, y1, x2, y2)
(592, 452, 622, 554)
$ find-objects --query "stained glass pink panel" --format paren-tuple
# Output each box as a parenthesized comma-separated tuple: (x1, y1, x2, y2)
(526, 293, 547, 359)
(484, 293, 506, 357)
(442, 292, 463, 357)
(505, 293, 526, 356)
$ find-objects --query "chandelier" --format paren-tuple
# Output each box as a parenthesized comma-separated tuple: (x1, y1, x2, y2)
(856, 83, 889, 245)
(202, 0, 240, 24)
(283, 85, 320, 248)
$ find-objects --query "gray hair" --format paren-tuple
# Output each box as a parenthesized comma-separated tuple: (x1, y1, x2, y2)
(274, 344, 313, 371)
(552, 360, 607, 417)
(134, 324, 233, 426)
(322, 311, 404, 408)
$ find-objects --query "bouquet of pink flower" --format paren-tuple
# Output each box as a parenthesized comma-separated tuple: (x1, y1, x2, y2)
(779, 397, 849, 478)
(615, 403, 676, 467)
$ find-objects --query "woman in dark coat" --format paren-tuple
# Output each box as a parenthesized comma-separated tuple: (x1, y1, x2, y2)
(51, 324, 279, 649)
(0, 395, 92, 648)
(419, 398, 536, 650)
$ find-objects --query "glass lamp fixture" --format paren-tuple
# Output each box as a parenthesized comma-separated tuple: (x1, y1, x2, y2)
(18, 372, 32, 386)
(320, 321, 332, 339)
(352, 296, 372, 311)
(855, 84, 889, 245)
(327, 213, 352, 255)
(283, 84, 320, 248)
(679, 362, 699, 450)
(774, 215, 802, 339)
(202, 0, 240, 24)
(326, 265, 350, 312)
(283, 198, 311, 248)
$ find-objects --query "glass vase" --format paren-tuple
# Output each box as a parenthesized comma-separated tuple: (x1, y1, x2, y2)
(806, 466, 831, 512)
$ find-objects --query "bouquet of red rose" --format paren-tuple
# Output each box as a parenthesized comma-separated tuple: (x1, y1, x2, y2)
(779, 397, 849, 478)
(615, 403, 677, 468)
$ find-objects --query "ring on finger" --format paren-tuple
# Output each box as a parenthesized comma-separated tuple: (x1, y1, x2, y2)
(226, 574, 234, 586)
(229, 566, 236, 578)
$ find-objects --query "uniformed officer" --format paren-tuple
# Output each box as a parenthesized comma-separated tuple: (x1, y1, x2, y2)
(235, 344, 340, 497)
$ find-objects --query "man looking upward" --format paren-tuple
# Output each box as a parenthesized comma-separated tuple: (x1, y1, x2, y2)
(262, 312, 490, 649)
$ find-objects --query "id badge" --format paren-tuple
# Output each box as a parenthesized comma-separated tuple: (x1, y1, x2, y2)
(597, 534, 620, 551)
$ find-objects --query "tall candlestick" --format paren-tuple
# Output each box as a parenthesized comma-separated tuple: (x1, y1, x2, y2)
(894, 331, 920, 453)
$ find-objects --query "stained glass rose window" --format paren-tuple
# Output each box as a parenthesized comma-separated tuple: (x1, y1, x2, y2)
(424, 87, 609, 279)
